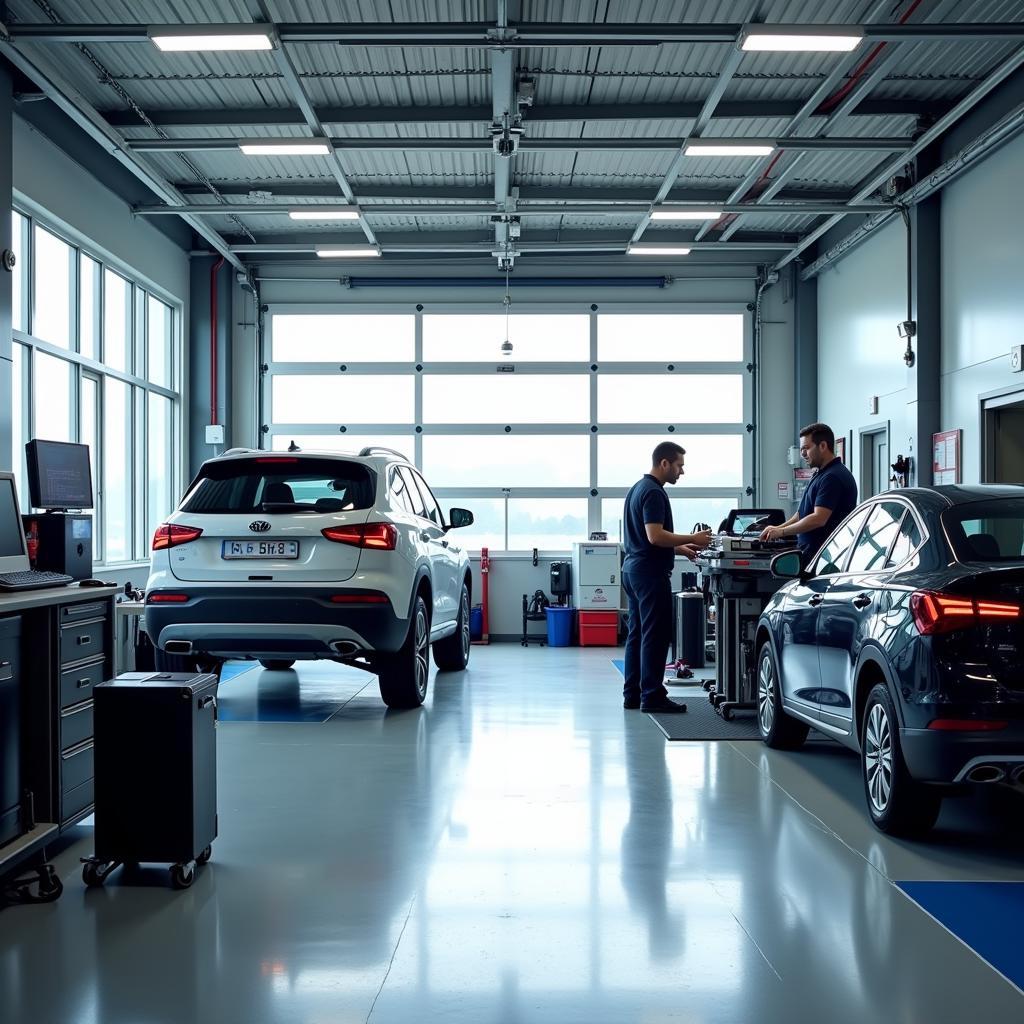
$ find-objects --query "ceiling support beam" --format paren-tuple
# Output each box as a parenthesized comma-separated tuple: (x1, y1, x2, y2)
(96, 97, 947, 128)
(10, 21, 1024, 46)
(125, 135, 914, 153)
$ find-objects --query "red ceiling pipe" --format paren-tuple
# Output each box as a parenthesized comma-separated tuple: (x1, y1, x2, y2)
(210, 255, 225, 426)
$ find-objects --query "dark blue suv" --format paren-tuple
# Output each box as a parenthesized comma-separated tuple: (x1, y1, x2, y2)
(756, 486, 1024, 836)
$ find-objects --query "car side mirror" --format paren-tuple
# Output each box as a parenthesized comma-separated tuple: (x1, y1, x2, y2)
(448, 507, 474, 530)
(771, 550, 804, 580)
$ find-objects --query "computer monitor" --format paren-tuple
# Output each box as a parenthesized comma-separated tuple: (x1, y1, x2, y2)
(25, 440, 94, 510)
(0, 474, 31, 574)
(724, 508, 785, 535)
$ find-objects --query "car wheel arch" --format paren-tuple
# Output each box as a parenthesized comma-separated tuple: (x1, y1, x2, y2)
(854, 652, 904, 744)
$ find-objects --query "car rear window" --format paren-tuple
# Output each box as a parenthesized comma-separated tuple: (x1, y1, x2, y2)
(943, 499, 1024, 562)
(180, 457, 376, 514)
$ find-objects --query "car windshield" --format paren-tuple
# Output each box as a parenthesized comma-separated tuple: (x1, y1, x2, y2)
(180, 457, 376, 514)
(943, 498, 1024, 562)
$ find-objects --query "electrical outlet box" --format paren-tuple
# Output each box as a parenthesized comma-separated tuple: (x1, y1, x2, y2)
(868, 396, 879, 415)
(1011, 344, 1023, 373)
(205, 424, 225, 445)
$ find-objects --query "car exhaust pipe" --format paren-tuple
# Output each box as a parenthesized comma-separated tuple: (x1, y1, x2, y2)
(164, 640, 193, 655)
(966, 764, 1006, 784)
(330, 640, 360, 656)
(1011, 764, 1024, 784)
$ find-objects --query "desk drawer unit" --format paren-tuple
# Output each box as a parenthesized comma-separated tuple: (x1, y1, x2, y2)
(60, 740, 95, 823)
(59, 659, 107, 709)
(0, 615, 22, 846)
(60, 701, 94, 751)
(60, 617, 106, 667)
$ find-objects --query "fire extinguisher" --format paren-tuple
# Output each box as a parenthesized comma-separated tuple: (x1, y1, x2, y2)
(479, 546, 490, 644)
(25, 518, 40, 566)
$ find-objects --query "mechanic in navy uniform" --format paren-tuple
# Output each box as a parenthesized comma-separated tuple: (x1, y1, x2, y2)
(759, 422, 858, 562)
(621, 442, 713, 713)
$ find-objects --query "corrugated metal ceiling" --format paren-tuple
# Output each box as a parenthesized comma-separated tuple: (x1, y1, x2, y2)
(4, 0, 1022, 264)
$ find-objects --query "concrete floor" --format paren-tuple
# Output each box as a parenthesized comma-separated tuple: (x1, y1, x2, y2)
(2, 645, 1023, 1023)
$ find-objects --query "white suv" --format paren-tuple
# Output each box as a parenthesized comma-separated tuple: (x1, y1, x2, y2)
(145, 447, 474, 708)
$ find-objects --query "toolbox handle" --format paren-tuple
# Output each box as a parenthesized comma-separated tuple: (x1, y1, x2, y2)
(76, 634, 93, 647)
(198, 694, 216, 710)
(76, 676, 91, 689)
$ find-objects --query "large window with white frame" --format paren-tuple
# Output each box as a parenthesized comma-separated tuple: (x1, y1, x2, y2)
(263, 305, 751, 552)
(8, 206, 183, 565)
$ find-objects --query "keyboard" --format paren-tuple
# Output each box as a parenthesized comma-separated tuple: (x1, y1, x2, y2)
(0, 569, 75, 591)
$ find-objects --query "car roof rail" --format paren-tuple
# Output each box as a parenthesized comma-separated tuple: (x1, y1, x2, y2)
(223, 447, 258, 456)
(358, 446, 411, 462)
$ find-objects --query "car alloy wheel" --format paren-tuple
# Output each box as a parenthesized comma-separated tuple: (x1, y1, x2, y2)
(414, 604, 429, 699)
(864, 703, 893, 814)
(758, 650, 776, 736)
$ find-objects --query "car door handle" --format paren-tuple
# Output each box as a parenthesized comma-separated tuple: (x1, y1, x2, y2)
(809, 594, 824, 606)
(853, 593, 872, 609)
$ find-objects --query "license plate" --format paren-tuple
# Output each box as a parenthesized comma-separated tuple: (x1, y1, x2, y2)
(222, 540, 299, 560)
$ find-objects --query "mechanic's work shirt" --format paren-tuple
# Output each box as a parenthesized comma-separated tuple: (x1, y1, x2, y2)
(797, 457, 858, 557)
(622, 474, 674, 577)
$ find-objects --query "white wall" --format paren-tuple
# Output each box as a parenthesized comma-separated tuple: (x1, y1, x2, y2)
(941, 131, 1024, 483)
(816, 219, 907, 489)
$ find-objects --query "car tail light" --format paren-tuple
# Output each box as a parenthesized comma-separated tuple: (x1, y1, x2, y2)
(321, 523, 398, 550)
(152, 524, 203, 551)
(147, 593, 190, 603)
(927, 719, 1008, 731)
(910, 590, 1020, 635)
(330, 593, 390, 604)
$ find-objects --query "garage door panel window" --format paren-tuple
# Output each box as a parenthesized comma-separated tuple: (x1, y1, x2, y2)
(423, 375, 589, 425)
(271, 314, 414, 363)
(423, 314, 589, 362)
(598, 435, 744, 488)
(598, 375, 743, 424)
(32, 225, 73, 350)
(422, 436, 590, 488)
(272, 375, 415, 425)
(598, 313, 744, 362)
(509, 499, 588, 551)
(439, 497, 505, 552)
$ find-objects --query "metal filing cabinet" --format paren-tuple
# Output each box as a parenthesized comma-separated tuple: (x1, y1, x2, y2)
(0, 616, 22, 847)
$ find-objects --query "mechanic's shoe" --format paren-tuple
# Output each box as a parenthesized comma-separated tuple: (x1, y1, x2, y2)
(640, 698, 688, 714)
(623, 699, 641, 710)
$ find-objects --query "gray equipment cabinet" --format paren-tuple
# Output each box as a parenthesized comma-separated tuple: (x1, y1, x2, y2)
(0, 585, 116, 906)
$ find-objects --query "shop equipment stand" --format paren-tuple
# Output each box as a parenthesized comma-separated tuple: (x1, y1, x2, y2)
(82, 672, 218, 889)
(521, 591, 549, 646)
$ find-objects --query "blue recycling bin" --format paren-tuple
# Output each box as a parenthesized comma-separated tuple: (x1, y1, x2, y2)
(545, 606, 574, 647)
(469, 605, 483, 641)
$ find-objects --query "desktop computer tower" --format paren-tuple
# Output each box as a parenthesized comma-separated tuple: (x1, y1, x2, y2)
(23, 513, 93, 580)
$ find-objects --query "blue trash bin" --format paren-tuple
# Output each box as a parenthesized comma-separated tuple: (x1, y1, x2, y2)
(545, 606, 574, 647)
(469, 605, 483, 641)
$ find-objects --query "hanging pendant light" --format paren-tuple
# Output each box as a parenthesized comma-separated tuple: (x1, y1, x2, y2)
(500, 255, 513, 355)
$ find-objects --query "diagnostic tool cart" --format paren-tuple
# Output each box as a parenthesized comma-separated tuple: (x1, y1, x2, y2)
(694, 510, 794, 720)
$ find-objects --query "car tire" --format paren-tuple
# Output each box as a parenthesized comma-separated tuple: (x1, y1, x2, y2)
(378, 595, 430, 709)
(433, 584, 471, 672)
(259, 659, 295, 671)
(757, 642, 810, 750)
(862, 683, 942, 836)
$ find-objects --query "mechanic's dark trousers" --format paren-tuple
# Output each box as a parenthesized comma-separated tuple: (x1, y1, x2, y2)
(622, 572, 672, 706)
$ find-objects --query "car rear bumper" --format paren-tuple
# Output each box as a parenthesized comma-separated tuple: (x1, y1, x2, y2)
(900, 722, 1024, 784)
(145, 587, 409, 659)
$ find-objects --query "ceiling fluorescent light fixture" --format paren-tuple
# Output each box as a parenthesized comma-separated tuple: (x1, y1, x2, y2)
(684, 143, 775, 157)
(316, 245, 380, 259)
(288, 208, 360, 221)
(740, 26, 862, 52)
(628, 245, 692, 256)
(149, 23, 275, 51)
(650, 209, 722, 221)
(239, 140, 331, 156)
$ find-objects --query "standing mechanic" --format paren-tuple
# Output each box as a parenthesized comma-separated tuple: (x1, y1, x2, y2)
(760, 422, 858, 562)
(622, 442, 713, 713)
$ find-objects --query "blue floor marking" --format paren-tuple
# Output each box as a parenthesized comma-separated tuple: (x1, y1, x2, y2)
(215, 661, 348, 723)
(897, 881, 1024, 992)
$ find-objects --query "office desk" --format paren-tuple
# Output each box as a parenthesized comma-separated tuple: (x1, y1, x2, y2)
(0, 584, 116, 901)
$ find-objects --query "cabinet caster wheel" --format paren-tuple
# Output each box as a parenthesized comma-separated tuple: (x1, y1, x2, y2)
(37, 865, 63, 901)
(196, 845, 212, 866)
(721, 707, 733, 721)
(82, 861, 113, 888)
(170, 862, 195, 889)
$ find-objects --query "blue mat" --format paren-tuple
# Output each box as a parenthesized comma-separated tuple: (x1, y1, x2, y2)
(215, 660, 359, 723)
(220, 661, 258, 683)
(897, 882, 1024, 992)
